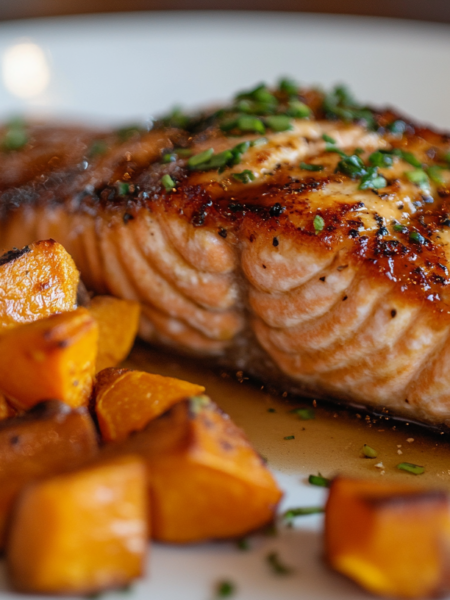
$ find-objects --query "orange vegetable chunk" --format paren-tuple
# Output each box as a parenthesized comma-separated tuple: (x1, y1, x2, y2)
(8, 455, 148, 595)
(88, 295, 141, 372)
(108, 395, 282, 542)
(0, 240, 79, 331)
(0, 393, 16, 420)
(0, 307, 98, 411)
(94, 367, 205, 441)
(325, 477, 450, 598)
(0, 401, 98, 549)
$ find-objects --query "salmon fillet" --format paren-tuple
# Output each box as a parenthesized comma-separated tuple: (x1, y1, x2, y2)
(1, 83, 450, 426)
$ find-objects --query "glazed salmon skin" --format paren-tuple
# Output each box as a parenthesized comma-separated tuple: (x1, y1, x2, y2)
(1, 81, 450, 427)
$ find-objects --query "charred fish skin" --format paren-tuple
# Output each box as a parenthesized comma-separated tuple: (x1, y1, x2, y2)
(2, 81, 450, 425)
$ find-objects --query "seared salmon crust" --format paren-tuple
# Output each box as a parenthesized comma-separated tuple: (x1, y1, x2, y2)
(2, 82, 450, 426)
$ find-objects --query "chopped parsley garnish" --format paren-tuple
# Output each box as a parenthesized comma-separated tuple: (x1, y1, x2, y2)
(405, 169, 430, 190)
(359, 167, 387, 190)
(116, 124, 142, 142)
(336, 154, 366, 178)
(398, 150, 422, 168)
(188, 148, 214, 169)
(278, 77, 299, 96)
(300, 162, 324, 172)
(162, 152, 176, 163)
(313, 214, 325, 233)
(322, 133, 336, 144)
(284, 435, 295, 440)
(362, 444, 378, 458)
(427, 165, 445, 185)
(308, 474, 330, 487)
(237, 538, 250, 551)
(188, 142, 250, 172)
(265, 115, 293, 132)
(236, 83, 277, 106)
(397, 462, 425, 475)
(161, 174, 175, 192)
(2, 118, 28, 151)
(116, 182, 129, 196)
(322, 85, 376, 129)
(369, 150, 394, 168)
(88, 140, 108, 158)
(215, 580, 236, 597)
(286, 100, 311, 119)
(409, 230, 425, 245)
(174, 148, 193, 157)
(232, 170, 255, 184)
(163, 107, 190, 129)
(388, 120, 407, 135)
(266, 551, 294, 576)
(283, 506, 324, 521)
(291, 407, 315, 420)
(393, 222, 407, 233)
(237, 115, 266, 134)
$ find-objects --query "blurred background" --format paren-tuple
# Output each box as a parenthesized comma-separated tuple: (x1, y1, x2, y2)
(0, 0, 450, 128)
(0, 0, 449, 22)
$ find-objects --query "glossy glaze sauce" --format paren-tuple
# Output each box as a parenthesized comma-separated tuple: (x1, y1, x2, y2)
(125, 342, 450, 490)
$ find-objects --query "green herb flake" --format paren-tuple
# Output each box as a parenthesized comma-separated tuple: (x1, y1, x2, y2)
(266, 551, 294, 576)
(237, 538, 250, 551)
(174, 148, 193, 157)
(291, 407, 315, 420)
(393, 222, 407, 233)
(405, 169, 430, 191)
(399, 151, 422, 168)
(359, 167, 387, 190)
(427, 165, 445, 185)
(308, 473, 330, 487)
(300, 162, 324, 172)
(409, 230, 425, 245)
(162, 153, 176, 164)
(215, 580, 236, 598)
(163, 107, 190, 129)
(251, 137, 268, 147)
(188, 148, 214, 169)
(284, 435, 295, 440)
(88, 140, 108, 158)
(161, 174, 175, 192)
(336, 154, 366, 178)
(116, 125, 141, 142)
(236, 115, 266, 135)
(232, 170, 255, 184)
(322, 133, 336, 144)
(313, 214, 325, 233)
(278, 77, 299, 96)
(117, 182, 130, 196)
(362, 444, 378, 458)
(388, 120, 407, 135)
(369, 150, 394, 168)
(283, 506, 324, 521)
(2, 124, 28, 151)
(397, 462, 425, 475)
(265, 115, 293, 132)
(267, 408, 276, 413)
(286, 100, 311, 119)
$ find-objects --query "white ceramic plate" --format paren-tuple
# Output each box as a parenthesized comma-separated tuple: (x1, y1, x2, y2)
(1, 12, 450, 599)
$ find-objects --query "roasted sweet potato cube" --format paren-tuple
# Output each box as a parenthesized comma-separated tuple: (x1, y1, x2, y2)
(0, 400, 98, 549)
(325, 477, 450, 598)
(109, 396, 282, 542)
(8, 455, 148, 595)
(88, 296, 141, 372)
(94, 368, 205, 442)
(0, 307, 98, 411)
(0, 393, 16, 420)
(0, 240, 79, 331)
